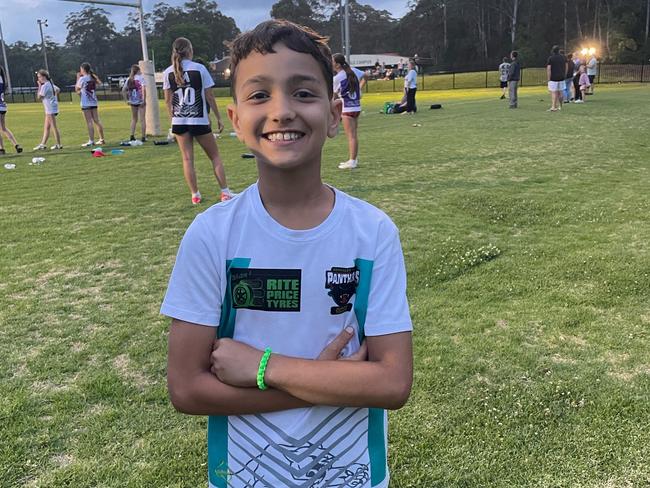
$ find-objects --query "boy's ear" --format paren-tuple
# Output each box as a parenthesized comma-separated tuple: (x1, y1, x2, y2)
(226, 103, 245, 143)
(327, 97, 342, 138)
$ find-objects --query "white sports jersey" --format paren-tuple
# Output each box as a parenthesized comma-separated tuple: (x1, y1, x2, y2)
(161, 183, 412, 488)
(498, 62, 511, 82)
(126, 74, 146, 105)
(333, 67, 365, 113)
(39, 81, 59, 114)
(76, 74, 98, 108)
(163, 59, 214, 125)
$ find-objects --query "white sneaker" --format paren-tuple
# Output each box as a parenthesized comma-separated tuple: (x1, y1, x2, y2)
(574, 99, 584, 103)
(97, 139, 105, 145)
(338, 160, 358, 169)
(33, 144, 47, 151)
(50, 144, 63, 150)
(81, 140, 94, 147)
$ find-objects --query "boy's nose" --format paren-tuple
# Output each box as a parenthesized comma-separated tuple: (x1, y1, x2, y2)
(270, 95, 296, 124)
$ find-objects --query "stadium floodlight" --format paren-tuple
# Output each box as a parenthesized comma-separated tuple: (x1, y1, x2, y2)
(37, 19, 49, 73)
(59, 0, 161, 135)
(0, 17, 11, 92)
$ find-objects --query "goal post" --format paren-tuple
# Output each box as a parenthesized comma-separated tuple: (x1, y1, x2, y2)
(59, 0, 161, 135)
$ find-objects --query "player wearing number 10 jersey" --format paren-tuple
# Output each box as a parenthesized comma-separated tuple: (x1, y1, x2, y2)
(163, 37, 234, 205)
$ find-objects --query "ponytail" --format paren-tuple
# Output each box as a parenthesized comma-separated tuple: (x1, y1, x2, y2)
(81, 62, 101, 84)
(127, 64, 140, 90)
(171, 37, 193, 86)
(0, 66, 5, 94)
(333, 53, 359, 97)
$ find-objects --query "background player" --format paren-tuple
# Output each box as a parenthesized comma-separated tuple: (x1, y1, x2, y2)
(75, 62, 105, 147)
(122, 64, 147, 142)
(0, 66, 23, 155)
(163, 37, 233, 205)
(333, 53, 366, 170)
(33, 69, 62, 151)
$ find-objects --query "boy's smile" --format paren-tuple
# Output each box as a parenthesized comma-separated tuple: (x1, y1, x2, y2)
(228, 43, 341, 170)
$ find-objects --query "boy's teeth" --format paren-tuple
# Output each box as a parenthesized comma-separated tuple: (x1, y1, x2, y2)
(268, 132, 300, 141)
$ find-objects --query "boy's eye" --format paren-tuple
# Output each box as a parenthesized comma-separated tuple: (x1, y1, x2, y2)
(248, 91, 268, 101)
(295, 90, 315, 98)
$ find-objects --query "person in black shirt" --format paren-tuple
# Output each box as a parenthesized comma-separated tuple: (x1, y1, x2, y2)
(546, 45, 567, 112)
(507, 51, 521, 109)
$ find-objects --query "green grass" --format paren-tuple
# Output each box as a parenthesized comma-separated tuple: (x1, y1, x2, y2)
(1, 84, 649, 487)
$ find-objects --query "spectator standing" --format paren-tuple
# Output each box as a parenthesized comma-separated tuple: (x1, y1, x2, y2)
(564, 53, 575, 102)
(403, 59, 418, 113)
(587, 53, 598, 94)
(498, 56, 511, 99)
(507, 51, 520, 108)
(546, 45, 567, 112)
(578, 65, 591, 101)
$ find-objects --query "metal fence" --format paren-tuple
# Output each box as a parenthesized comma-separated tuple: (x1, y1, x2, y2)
(4, 63, 648, 103)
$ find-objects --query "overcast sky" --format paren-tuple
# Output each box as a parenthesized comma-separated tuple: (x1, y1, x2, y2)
(0, 0, 410, 45)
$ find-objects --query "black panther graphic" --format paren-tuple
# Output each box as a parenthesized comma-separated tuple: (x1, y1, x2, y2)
(325, 267, 360, 315)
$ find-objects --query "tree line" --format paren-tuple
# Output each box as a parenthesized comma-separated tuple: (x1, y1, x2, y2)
(3, 0, 649, 87)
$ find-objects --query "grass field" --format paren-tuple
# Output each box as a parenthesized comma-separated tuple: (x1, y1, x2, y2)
(1, 84, 649, 487)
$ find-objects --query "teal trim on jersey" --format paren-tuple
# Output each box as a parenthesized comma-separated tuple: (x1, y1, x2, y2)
(218, 257, 251, 339)
(209, 258, 250, 487)
(353, 258, 387, 486)
(353, 258, 373, 342)
(367, 407, 387, 485)
(208, 415, 229, 487)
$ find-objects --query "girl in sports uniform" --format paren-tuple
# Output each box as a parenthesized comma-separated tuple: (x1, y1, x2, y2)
(0, 66, 23, 155)
(332, 53, 366, 169)
(163, 37, 233, 204)
(33, 69, 63, 151)
(75, 62, 105, 147)
(122, 64, 146, 142)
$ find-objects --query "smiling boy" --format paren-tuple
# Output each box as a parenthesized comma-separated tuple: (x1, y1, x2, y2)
(162, 20, 413, 488)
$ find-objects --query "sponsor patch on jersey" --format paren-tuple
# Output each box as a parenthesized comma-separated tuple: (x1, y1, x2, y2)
(230, 268, 301, 312)
(325, 266, 359, 315)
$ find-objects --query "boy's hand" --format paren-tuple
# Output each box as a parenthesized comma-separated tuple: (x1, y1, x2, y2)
(317, 327, 367, 361)
(210, 328, 368, 386)
(210, 338, 262, 388)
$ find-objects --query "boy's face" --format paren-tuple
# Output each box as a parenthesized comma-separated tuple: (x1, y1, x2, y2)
(227, 43, 341, 171)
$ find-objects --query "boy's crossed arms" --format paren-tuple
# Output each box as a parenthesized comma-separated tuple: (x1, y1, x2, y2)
(168, 319, 412, 416)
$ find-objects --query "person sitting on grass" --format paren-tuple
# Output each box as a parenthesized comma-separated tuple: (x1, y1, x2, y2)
(162, 19, 413, 488)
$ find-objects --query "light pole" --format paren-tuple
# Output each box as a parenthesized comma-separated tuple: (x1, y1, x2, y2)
(0, 17, 11, 92)
(37, 19, 49, 73)
(344, 0, 350, 60)
(59, 0, 161, 135)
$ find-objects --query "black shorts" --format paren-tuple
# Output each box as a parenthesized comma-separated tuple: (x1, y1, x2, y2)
(500, 81, 508, 88)
(129, 103, 144, 108)
(82, 106, 98, 111)
(172, 124, 212, 137)
(0, 110, 6, 115)
(588, 75, 595, 84)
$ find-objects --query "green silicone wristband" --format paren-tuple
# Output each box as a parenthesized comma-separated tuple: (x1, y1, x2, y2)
(256, 348, 272, 391)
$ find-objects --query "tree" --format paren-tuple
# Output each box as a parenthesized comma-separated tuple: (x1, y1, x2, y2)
(270, 0, 325, 30)
(65, 7, 118, 75)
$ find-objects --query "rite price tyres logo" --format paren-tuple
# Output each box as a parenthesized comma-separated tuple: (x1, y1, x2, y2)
(230, 268, 301, 312)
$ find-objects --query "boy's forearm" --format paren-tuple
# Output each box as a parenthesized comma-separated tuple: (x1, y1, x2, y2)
(170, 370, 310, 416)
(265, 356, 411, 410)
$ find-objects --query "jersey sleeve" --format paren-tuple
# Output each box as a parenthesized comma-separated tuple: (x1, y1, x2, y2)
(363, 220, 412, 336)
(160, 214, 223, 327)
(201, 65, 215, 90)
(162, 70, 170, 90)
